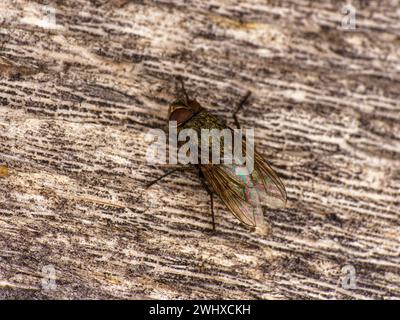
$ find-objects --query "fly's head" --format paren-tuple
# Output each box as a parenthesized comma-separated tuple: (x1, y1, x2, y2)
(168, 96, 202, 127)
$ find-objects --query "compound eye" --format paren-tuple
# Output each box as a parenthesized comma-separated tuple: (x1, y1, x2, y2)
(169, 108, 193, 125)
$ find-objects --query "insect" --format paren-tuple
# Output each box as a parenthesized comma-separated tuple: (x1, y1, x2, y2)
(146, 81, 287, 233)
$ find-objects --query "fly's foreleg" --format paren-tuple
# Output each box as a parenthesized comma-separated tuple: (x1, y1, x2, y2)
(176, 76, 189, 102)
(233, 90, 251, 129)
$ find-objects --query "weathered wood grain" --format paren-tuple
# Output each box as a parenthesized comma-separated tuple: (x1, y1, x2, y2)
(0, 0, 399, 299)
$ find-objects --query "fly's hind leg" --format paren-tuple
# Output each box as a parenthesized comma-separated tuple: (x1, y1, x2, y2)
(197, 166, 216, 232)
(233, 91, 251, 129)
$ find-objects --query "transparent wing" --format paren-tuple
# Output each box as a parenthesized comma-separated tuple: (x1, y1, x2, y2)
(194, 112, 286, 231)
(200, 164, 262, 228)
(252, 150, 287, 208)
(221, 125, 287, 208)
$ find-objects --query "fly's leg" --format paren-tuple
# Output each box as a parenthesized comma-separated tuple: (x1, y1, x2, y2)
(145, 167, 181, 189)
(176, 76, 189, 102)
(146, 166, 216, 231)
(198, 166, 216, 231)
(233, 90, 251, 129)
(145, 165, 195, 189)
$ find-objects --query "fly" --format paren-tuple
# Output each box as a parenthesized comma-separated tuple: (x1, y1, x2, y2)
(146, 80, 287, 234)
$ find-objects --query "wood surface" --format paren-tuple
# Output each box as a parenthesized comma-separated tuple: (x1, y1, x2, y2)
(0, 0, 399, 299)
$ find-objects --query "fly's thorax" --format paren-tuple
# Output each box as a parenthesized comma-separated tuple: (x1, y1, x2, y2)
(178, 110, 233, 164)
(179, 110, 226, 132)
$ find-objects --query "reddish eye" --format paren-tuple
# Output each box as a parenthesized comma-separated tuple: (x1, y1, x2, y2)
(169, 108, 193, 124)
